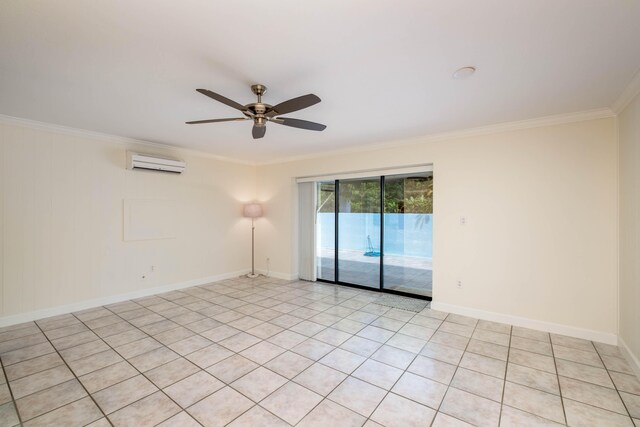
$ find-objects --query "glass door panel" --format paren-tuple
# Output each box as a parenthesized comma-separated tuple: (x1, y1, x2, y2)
(382, 173, 433, 297)
(316, 181, 336, 281)
(337, 178, 381, 288)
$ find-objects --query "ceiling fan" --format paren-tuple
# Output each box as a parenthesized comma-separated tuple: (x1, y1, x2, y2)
(186, 84, 326, 139)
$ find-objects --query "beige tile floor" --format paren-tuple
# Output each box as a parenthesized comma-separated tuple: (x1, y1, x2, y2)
(0, 276, 639, 426)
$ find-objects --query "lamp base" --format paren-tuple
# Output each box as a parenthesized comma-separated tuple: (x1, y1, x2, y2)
(246, 273, 260, 279)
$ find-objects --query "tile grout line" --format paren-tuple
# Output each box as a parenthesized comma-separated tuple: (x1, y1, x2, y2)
(30, 320, 114, 426)
(1, 310, 540, 427)
(0, 354, 23, 426)
(182, 281, 380, 426)
(500, 330, 570, 426)
(497, 323, 514, 426)
(113, 287, 508, 425)
(3, 278, 638, 426)
(354, 307, 444, 422)
(0, 285, 532, 424)
(84, 309, 207, 427)
(210, 290, 425, 424)
(290, 305, 439, 423)
(11, 306, 462, 426)
(299, 310, 417, 425)
(462, 326, 638, 424)
(552, 337, 580, 425)
(429, 313, 481, 427)
(390, 303, 485, 426)
(57, 284, 640, 424)
(96, 282, 331, 426)
(0, 293, 598, 424)
(593, 341, 637, 421)
(75, 307, 191, 400)
(258, 303, 409, 425)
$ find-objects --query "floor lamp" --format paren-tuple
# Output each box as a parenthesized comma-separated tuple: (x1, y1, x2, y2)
(243, 203, 263, 278)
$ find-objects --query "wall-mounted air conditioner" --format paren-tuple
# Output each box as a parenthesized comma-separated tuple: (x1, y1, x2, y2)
(127, 152, 186, 174)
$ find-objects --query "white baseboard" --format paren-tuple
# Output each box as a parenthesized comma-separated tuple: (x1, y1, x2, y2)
(431, 301, 618, 345)
(256, 269, 299, 281)
(0, 269, 249, 328)
(618, 336, 640, 379)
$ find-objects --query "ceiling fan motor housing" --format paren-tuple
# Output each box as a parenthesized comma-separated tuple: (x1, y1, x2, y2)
(249, 86, 268, 128)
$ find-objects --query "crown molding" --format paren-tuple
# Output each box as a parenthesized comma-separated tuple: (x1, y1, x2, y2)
(0, 114, 256, 166)
(612, 69, 640, 114)
(258, 107, 615, 166)
(1, 107, 615, 168)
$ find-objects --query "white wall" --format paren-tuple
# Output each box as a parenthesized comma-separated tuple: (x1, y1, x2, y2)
(0, 121, 256, 320)
(0, 116, 623, 345)
(256, 118, 618, 341)
(618, 92, 640, 368)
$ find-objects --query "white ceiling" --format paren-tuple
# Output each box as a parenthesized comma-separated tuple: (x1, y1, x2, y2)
(1, 1, 639, 163)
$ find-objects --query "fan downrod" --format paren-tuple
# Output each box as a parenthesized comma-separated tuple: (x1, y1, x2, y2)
(251, 84, 267, 102)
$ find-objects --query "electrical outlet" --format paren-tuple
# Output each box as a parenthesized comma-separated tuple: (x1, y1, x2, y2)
(150, 265, 155, 272)
(460, 216, 467, 225)
(457, 280, 462, 288)
(266, 257, 270, 263)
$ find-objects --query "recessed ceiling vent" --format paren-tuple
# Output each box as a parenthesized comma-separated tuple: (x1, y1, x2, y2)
(127, 152, 186, 174)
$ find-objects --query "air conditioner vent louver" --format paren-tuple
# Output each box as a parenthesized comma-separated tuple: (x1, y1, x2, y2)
(127, 152, 186, 174)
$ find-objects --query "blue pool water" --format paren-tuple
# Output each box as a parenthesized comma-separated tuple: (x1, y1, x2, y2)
(317, 213, 433, 259)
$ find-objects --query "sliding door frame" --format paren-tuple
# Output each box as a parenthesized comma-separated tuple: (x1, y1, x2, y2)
(317, 176, 432, 301)
(334, 180, 340, 284)
(380, 175, 385, 292)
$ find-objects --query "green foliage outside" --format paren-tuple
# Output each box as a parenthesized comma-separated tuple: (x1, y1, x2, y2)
(317, 175, 433, 214)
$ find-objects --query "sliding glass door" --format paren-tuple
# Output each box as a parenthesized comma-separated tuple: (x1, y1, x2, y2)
(316, 181, 335, 281)
(315, 171, 433, 299)
(337, 178, 381, 288)
(383, 173, 433, 297)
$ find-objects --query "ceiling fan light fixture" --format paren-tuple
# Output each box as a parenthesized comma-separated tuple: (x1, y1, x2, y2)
(186, 84, 325, 140)
(453, 66, 477, 79)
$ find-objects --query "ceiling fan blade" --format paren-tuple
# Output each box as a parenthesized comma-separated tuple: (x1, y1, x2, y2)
(196, 89, 246, 112)
(185, 117, 248, 124)
(252, 125, 266, 139)
(272, 117, 326, 131)
(268, 94, 321, 116)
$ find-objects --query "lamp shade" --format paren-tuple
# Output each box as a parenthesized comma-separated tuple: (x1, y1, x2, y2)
(243, 203, 263, 218)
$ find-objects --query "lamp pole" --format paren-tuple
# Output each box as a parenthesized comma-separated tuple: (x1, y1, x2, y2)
(249, 217, 258, 278)
(243, 202, 262, 279)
